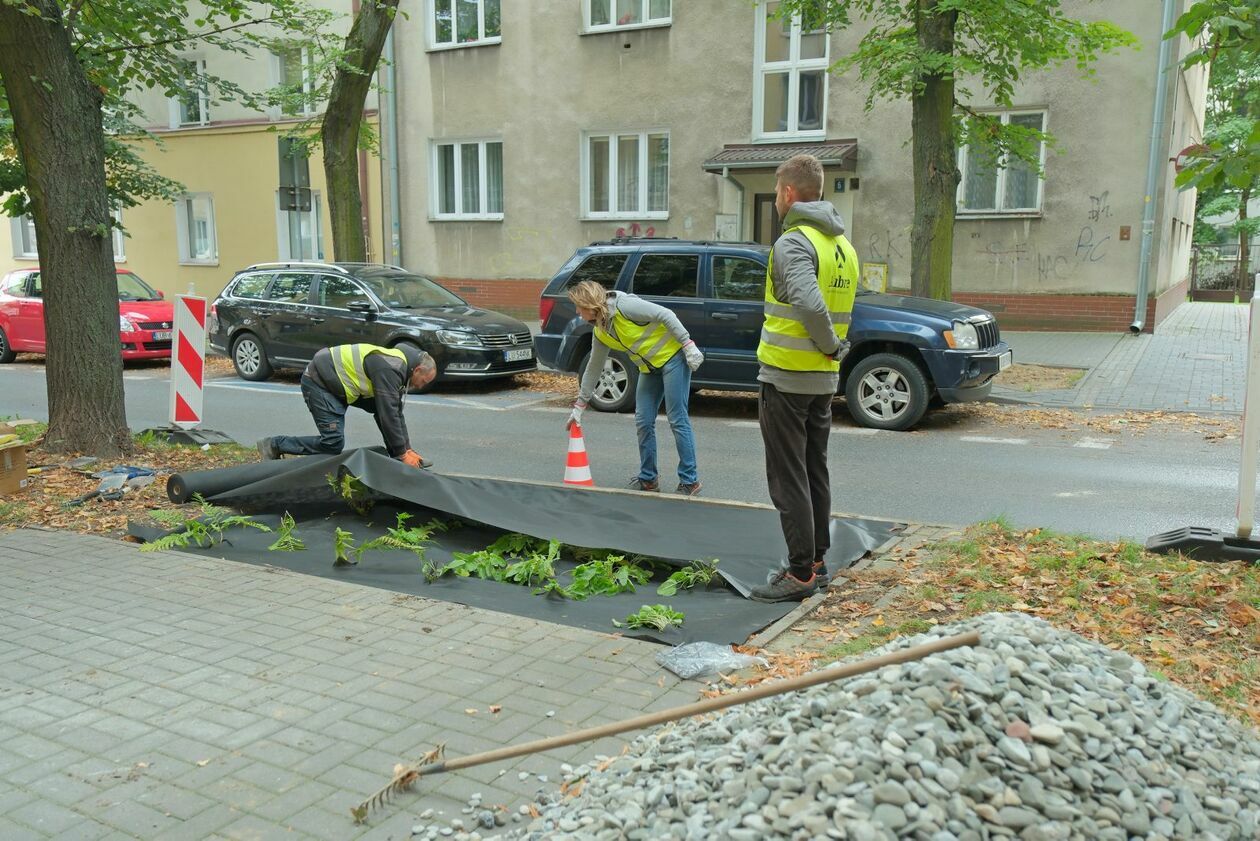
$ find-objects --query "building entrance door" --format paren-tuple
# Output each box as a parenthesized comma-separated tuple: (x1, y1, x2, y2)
(753, 194, 781, 246)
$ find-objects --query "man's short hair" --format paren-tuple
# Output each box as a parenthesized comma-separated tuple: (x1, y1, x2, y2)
(775, 154, 824, 202)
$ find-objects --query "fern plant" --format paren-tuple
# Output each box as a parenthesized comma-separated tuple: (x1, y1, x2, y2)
(268, 512, 305, 552)
(141, 506, 271, 553)
(328, 472, 374, 516)
(657, 558, 720, 597)
(354, 514, 448, 564)
(333, 527, 357, 566)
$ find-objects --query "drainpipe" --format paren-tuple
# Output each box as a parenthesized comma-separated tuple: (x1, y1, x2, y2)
(382, 29, 403, 266)
(722, 166, 745, 240)
(1132, 0, 1177, 334)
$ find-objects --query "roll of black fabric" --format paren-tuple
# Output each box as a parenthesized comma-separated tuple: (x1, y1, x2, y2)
(167, 459, 302, 503)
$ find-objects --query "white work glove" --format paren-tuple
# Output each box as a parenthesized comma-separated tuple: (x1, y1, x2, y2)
(566, 400, 586, 431)
(682, 340, 704, 372)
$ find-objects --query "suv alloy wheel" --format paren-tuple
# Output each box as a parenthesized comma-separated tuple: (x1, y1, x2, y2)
(582, 349, 637, 412)
(231, 332, 273, 382)
(844, 351, 930, 431)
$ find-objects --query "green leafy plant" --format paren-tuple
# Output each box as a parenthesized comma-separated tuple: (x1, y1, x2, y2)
(441, 549, 509, 581)
(565, 554, 652, 600)
(141, 504, 271, 553)
(504, 539, 562, 588)
(333, 527, 357, 566)
(354, 513, 448, 563)
(328, 472, 374, 516)
(268, 512, 305, 552)
(613, 605, 685, 630)
(657, 558, 720, 597)
(488, 532, 550, 556)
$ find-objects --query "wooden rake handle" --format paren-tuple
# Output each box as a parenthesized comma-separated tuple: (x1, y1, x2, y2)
(419, 629, 982, 777)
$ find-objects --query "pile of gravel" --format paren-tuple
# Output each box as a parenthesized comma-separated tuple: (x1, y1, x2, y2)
(511, 612, 1260, 841)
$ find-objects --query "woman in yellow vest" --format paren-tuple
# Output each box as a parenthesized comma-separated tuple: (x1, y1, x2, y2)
(566, 280, 705, 495)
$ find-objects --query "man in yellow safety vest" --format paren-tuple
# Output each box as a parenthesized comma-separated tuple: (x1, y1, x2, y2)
(257, 343, 437, 468)
(749, 154, 859, 603)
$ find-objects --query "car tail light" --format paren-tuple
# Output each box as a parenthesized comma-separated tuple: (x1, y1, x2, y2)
(539, 296, 555, 325)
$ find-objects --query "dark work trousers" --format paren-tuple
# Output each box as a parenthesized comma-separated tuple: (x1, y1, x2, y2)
(759, 382, 832, 579)
(272, 375, 348, 456)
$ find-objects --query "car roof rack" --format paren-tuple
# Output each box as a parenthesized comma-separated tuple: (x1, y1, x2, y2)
(241, 261, 351, 273)
(587, 236, 683, 246)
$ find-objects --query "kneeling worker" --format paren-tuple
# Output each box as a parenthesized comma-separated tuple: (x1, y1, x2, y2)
(257, 343, 436, 468)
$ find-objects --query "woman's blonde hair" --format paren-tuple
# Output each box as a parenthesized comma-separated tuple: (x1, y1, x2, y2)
(567, 280, 611, 322)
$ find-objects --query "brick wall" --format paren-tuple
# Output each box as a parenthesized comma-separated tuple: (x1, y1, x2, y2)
(1154, 277, 1190, 328)
(950, 291, 1171, 333)
(439, 278, 548, 319)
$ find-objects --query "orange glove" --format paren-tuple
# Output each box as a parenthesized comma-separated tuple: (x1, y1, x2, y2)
(401, 449, 423, 468)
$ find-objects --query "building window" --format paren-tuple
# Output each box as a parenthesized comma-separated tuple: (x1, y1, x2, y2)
(274, 46, 316, 118)
(582, 131, 668, 220)
(175, 193, 218, 264)
(432, 140, 504, 220)
(11, 215, 37, 259)
(277, 190, 325, 260)
(110, 207, 125, 262)
(754, 2, 827, 139)
(585, 0, 670, 32)
(169, 58, 209, 128)
(429, 0, 501, 49)
(957, 111, 1046, 215)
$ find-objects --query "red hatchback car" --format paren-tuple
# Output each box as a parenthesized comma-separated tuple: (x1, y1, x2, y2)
(0, 268, 176, 363)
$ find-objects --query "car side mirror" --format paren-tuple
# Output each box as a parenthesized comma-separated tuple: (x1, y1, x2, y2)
(156, 290, 165, 299)
(347, 301, 376, 317)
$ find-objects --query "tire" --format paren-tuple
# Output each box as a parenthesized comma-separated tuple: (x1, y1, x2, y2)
(394, 340, 437, 394)
(0, 327, 14, 364)
(581, 349, 637, 413)
(844, 351, 930, 431)
(231, 331, 273, 381)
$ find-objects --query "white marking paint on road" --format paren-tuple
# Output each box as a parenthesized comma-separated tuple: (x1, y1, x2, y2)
(427, 396, 507, 411)
(833, 426, 880, 436)
(528, 406, 578, 414)
(959, 435, 1029, 445)
(207, 381, 301, 395)
(1074, 438, 1113, 450)
(726, 421, 760, 428)
(1053, 490, 1100, 498)
(499, 396, 554, 411)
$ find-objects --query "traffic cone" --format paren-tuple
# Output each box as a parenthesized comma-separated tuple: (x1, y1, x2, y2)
(564, 423, 594, 487)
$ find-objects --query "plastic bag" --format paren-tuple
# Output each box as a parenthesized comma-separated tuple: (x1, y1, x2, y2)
(655, 641, 768, 680)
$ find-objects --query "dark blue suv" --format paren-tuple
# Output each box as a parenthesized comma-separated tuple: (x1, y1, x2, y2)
(535, 239, 1013, 430)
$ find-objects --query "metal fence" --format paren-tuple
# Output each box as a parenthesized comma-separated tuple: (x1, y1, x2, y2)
(1191, 246, 1260, 300)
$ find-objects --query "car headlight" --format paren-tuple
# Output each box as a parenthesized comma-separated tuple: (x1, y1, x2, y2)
(944, 320, 979, 350)
(119, 315, 136, 333)
(436, 330, 481, 347)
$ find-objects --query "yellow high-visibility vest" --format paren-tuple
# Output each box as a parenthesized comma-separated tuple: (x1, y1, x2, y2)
(757, 225, 858, 372)
(595, 307, 682, 373)
(330, 344, 408, 403)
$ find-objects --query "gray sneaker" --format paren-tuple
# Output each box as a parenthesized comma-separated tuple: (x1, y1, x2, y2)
(256, 438, 279, 460)
(749, 568, 818, 603)
(627, 477, 660, 492)
(813, 560, 831, 589)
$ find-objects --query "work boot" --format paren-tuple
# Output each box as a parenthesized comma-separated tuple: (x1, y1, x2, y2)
(675, 481, 702, 497)
(749, 568, 818, 603)
(256, 437, 279, 461)
(627, 477, 660, 492)
(813, 560, 831, 589)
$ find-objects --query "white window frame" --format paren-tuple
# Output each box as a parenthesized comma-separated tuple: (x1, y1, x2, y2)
(174, 193, 219, 266)
(580, 130, 670, 221)
(583, 0, 671, 33)
(427, 0, 501, 50)
(111, 207, 126, 263)
(430, 139, 505, 221)
(270, 46, 317, 119)
(956, 109, 1048, 218)
(275, 190, 326, 260)
(168, 58, 210, 129)
(10, 215, 38, 259)
(753, 2, 828, 141)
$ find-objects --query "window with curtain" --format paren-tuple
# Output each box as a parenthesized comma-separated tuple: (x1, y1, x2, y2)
(175, 193, 217, 264)
(430, 0, 501, 48)
(432, 140, 505, 220)
(585, 0, 670, 31)
(755, 2, 828, 139)
(957, 111, 1046, 214)
(583, 130, 669, 219)
(171, 58, 209, 127)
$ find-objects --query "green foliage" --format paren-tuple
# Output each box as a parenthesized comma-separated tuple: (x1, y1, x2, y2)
(657, 558, 720, 597)
(328, 472, 374, 516)
(504, 539, 562, 588)
(141, 502, 270, 553)
(565, 554, 652, 600)
(333, 527, 356, 566)
(613, 605, 685, 630)
(353, 512, 447, 563)
(268, 512, 305, 552)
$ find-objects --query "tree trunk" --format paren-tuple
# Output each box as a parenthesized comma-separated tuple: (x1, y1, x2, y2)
(322, 0, 400, 262)
(0, 1, 131, 455)
(909, 0, 959, 301)
(1237, 183, 1251, 295)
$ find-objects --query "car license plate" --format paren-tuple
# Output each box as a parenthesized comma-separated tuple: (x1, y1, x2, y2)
(999, 350, 1013, 371)
(153, 331, 172, 341)
(504, 347, 533, 362)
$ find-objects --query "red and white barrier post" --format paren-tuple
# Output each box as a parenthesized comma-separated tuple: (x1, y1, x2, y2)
(169, 295, 206, 429)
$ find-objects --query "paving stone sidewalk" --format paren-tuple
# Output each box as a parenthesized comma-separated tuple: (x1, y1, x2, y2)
(991, 302, 1248, 414)
(0, 529, 697, 840)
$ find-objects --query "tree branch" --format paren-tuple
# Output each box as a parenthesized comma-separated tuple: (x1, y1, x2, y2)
(88, 15, 278, 55)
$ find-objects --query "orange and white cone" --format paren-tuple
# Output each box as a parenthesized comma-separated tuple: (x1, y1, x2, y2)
(564, 423, 594, 487)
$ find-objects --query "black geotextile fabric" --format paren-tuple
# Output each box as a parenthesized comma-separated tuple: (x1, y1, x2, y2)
(153, 449, 902, 644)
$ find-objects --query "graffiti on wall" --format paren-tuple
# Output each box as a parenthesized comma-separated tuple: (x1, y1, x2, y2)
(615, 222, 656, 238)
(972, 191, 1115, 285)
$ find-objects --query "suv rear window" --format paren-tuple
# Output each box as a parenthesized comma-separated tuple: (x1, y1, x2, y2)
(566, 254, 626, 290)
(231, 274, 272, 299)
(631, 254, 699, 298)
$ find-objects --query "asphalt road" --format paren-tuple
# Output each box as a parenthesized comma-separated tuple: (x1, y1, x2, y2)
(1, 361, 1244, 543)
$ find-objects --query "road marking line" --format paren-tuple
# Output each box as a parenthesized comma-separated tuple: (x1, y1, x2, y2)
(207, 382, 301, 394)
(833, 426, 880, 435)
(1074, 438, 1113, 450)
(959, 435, 1029, 445)
(726, 421, 760, 428)
(430, 396, 506, 411)
(1054, 490, 1100, 498)
(529, 406, 577, 413)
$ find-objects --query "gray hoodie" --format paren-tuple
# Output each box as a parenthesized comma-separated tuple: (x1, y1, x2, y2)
(758, 201, 848, 395)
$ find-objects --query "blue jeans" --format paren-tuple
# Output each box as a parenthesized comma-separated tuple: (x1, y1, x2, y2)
(273, 375, 347, 456)
(635, 352, 698, 485)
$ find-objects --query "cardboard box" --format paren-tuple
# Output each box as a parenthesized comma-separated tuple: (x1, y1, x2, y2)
(0, 441, 29, 496)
